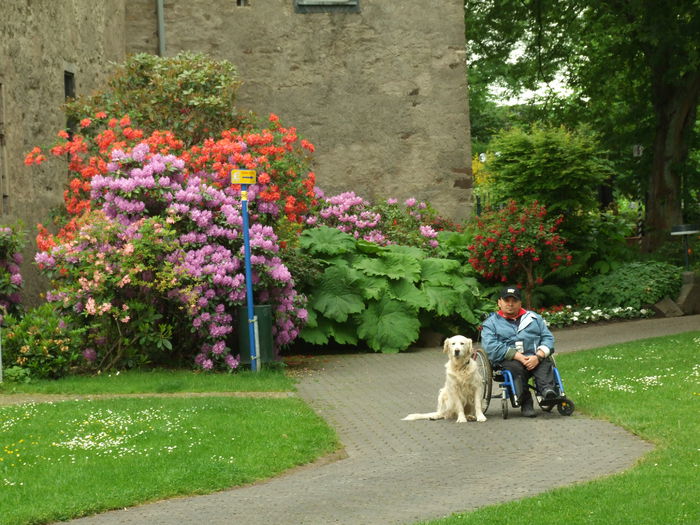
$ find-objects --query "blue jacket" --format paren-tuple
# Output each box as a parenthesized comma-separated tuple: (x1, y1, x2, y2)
(481, 310, 555, 365)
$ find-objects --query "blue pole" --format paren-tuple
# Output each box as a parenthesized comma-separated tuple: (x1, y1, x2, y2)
(240, 183, 258, 372)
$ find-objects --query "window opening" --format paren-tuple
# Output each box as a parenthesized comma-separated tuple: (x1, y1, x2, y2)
(294, 0, 359, 14)
(0, 82, 8, 214)
(64, 71, 77, 134)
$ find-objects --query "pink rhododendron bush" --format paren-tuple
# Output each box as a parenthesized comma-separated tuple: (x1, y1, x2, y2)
(30, 117, 311, 373)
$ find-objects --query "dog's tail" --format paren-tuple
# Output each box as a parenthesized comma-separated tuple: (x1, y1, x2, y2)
(402, 412, 440, 421)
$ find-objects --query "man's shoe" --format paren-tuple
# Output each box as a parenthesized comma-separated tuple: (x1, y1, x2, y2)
(521, 397, 537, 418)
(543, 389, 558, 401)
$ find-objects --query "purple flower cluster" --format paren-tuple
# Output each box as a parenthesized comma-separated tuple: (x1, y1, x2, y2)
(0, 226, 25, 313)
(39, 140, 308, 371)
(314, 192, 441, 251)
(315, 191, 387, 243)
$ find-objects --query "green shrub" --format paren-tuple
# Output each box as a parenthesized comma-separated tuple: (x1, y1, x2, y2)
(484, 124, 614, 217)
(574, 261, 683, 309)
(65, 52, 246, 146)
(2, 303, 88, 380)
(297, 226, 491, 352)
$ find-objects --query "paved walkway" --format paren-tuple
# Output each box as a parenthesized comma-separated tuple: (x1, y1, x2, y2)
(54, 314, 699, 525)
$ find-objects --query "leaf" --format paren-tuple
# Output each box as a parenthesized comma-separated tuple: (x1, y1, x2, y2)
(299, 226, 357, 256)
(300, 324, 330, 345)
(385, 244, 426, 259)
(355, 239, 388, 255)
(300, 313, 358, 345)
(420, 258, 462, 286)
(354, 252, 421, 281)
(360, 274, 389, 300)
(357, 297, 420, 353)
(311, 266, 365, 322)
(422, 284, 461, 316)
(388, 278, 426, 308)
(328, 321, 359, 345)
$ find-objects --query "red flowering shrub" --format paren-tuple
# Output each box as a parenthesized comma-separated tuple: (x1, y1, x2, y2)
(467, 200, 572, 307)
(27, 113, 317, 251)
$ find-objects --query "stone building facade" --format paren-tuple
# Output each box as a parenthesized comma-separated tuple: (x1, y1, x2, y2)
(1, 0, 471, 303)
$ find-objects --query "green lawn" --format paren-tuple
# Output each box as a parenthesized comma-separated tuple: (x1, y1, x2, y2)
(0, 369, 337, 525)
(420, 330, 700, 525)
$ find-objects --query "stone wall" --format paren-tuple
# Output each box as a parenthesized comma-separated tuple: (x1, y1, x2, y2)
(1, 0, 471, 305)
(0, 0, 127, 303)
(126, 0, 473, 220)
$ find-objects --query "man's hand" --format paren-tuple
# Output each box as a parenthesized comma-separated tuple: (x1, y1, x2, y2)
(517, 352, 540, 371)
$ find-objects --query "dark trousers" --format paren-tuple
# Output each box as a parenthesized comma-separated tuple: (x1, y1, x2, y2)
(500, 358, 556, 401)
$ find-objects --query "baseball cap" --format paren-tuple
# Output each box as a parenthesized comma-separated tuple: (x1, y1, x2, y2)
(499, 286, 522, 300)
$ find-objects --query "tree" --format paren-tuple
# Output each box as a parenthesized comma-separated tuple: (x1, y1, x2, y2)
(466, 0, 700, 251)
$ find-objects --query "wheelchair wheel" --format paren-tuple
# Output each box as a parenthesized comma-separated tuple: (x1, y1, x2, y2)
(557, 398, 575, 416)
(474, 348, 492, 413)
(501, 396, 509, 419)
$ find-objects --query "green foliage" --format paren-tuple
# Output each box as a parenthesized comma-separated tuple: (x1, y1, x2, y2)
(65, 52, 246, 145)
(467, 200, 572, 308)
(574, 261, 683, 309)
(484, 124, 614, 217)
(2, 303, 88, 380)
(298, 226, 489, 352)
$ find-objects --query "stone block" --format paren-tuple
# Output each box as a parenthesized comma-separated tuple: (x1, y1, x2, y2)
(652, 297, 685, 317)
(676, 271, 700, 315)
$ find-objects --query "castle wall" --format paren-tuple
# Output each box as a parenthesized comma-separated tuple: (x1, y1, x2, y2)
(1, 0, 471, 306)
(126, 0, 473, 220)
(0, 0, 127, 303)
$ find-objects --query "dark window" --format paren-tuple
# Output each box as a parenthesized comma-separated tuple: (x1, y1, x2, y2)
(236, 0, 250, 6)
(294, 0, 359, 14)
(0, 81, 8, 214)
(64, 71, 77, 134)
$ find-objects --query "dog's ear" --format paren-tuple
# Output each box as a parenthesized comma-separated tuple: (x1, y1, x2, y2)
(443, 338, 450, 353)
(466, 338, 473, 351)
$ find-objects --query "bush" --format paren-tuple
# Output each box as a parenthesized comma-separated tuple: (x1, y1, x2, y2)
(574, 261, 683, 309)
(466, 200, 572, 308)
(0, 223, 25, 316)
(65, 52, 245, 147)
(2, 303, 88, 379)
(297, 226, 490, 352)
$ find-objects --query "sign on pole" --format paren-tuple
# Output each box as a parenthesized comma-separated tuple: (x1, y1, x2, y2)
(231, 169, 260, 372)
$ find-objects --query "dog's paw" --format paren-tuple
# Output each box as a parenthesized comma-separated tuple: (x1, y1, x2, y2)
(466, 414, 476, 422)
(476, 414, 487, 422)
(456, 415, 468, 423)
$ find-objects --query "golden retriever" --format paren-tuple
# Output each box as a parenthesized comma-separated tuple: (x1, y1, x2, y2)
(402, 335, 487, 423)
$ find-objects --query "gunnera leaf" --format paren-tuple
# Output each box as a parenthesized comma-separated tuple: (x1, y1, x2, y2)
(311, 265, 365, 322)
(357, 296, 420, 353)
(299, 226, 357, 256)
(354, 252, 421, 281)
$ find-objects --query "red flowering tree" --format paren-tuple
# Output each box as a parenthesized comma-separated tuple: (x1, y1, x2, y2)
(467, 200, 572, 307)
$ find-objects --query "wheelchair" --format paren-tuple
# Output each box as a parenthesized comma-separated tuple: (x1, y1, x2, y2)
(473, 348, 575, 419)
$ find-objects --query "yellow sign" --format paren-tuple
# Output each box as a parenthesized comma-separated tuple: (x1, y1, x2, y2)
(231, 169, 257, 184)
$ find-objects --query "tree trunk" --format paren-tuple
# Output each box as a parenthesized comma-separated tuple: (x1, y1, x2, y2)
(643, 72, 700, 252)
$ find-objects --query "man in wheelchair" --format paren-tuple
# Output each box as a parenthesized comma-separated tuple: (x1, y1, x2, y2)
(481, 286, 558, 418)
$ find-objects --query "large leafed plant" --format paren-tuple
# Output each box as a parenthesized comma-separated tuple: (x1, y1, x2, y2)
(298, 226, 489, 352)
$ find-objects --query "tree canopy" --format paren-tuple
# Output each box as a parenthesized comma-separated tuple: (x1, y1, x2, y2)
(466, 0, 700, 250)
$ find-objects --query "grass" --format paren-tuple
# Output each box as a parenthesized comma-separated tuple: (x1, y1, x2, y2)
(0, 370, 337, 525)
(0, 367, 295, 395)
(420, 330, 700, 525)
